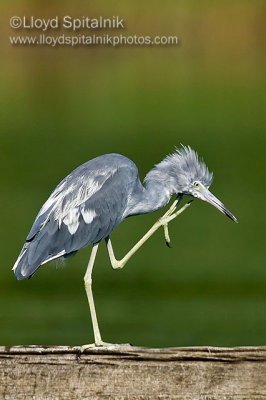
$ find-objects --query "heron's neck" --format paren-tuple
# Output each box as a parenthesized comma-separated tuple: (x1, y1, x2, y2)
(125, 179, 173, 218)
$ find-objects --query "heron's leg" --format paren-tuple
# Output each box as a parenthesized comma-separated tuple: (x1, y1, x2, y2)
(106, 200, 192, 270)
(83, 243, 107, 348)
(81, 244, 132, 351)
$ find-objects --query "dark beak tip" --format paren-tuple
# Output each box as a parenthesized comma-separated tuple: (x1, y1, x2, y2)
(229, 214, 238, 223)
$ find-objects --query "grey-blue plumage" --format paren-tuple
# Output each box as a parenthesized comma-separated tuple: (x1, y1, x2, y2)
(14, 154, 134, 279)
(13, 146, 237, 282)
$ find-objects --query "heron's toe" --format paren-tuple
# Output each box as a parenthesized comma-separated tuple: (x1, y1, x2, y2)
(80, 342, 132, 352)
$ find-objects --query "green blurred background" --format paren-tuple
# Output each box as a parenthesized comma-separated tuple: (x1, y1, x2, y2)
(0, 1, 265, 347)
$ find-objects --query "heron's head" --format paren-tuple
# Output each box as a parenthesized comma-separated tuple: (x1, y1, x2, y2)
(149, 146, 238, 223)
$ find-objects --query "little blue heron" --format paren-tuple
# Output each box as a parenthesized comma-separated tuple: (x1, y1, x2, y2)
(13, 146, 237, 347)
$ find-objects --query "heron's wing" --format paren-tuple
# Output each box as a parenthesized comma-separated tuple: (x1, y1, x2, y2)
(26, 164, 116, 242)
(42, 165, 133, 258)
(13, 158, 138, 279)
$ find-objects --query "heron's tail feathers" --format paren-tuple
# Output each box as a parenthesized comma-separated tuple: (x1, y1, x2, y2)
(12, 236, 66, 280)
(13, 242, 40, 280)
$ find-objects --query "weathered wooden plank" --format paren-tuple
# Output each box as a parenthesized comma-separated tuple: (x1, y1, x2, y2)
(0, 345, 266, 400)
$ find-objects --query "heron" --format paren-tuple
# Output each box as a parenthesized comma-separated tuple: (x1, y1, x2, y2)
(13, 146, 237, 348)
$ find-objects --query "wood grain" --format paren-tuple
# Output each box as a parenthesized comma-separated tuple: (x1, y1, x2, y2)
(1, 345, 266, 399)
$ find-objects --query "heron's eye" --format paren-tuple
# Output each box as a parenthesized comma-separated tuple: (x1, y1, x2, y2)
(193, 181, 200, 188)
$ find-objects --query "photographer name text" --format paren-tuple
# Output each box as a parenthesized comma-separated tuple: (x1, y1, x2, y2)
(10, 15, 125, 31)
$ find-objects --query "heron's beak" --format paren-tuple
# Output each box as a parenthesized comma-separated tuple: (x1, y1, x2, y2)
(198, 187, 238, 223)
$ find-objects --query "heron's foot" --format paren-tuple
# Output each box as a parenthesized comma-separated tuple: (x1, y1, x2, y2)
(159, 206, 179, 246)
(162, 199, 178, 219)
(80, 342, 132, 352)
(164, 223, 171, 248)
(159, 200, 178, 247)
(159, 216, 173, 247)
(80, 341, 113, 352)
(159, 200, 193, 247)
